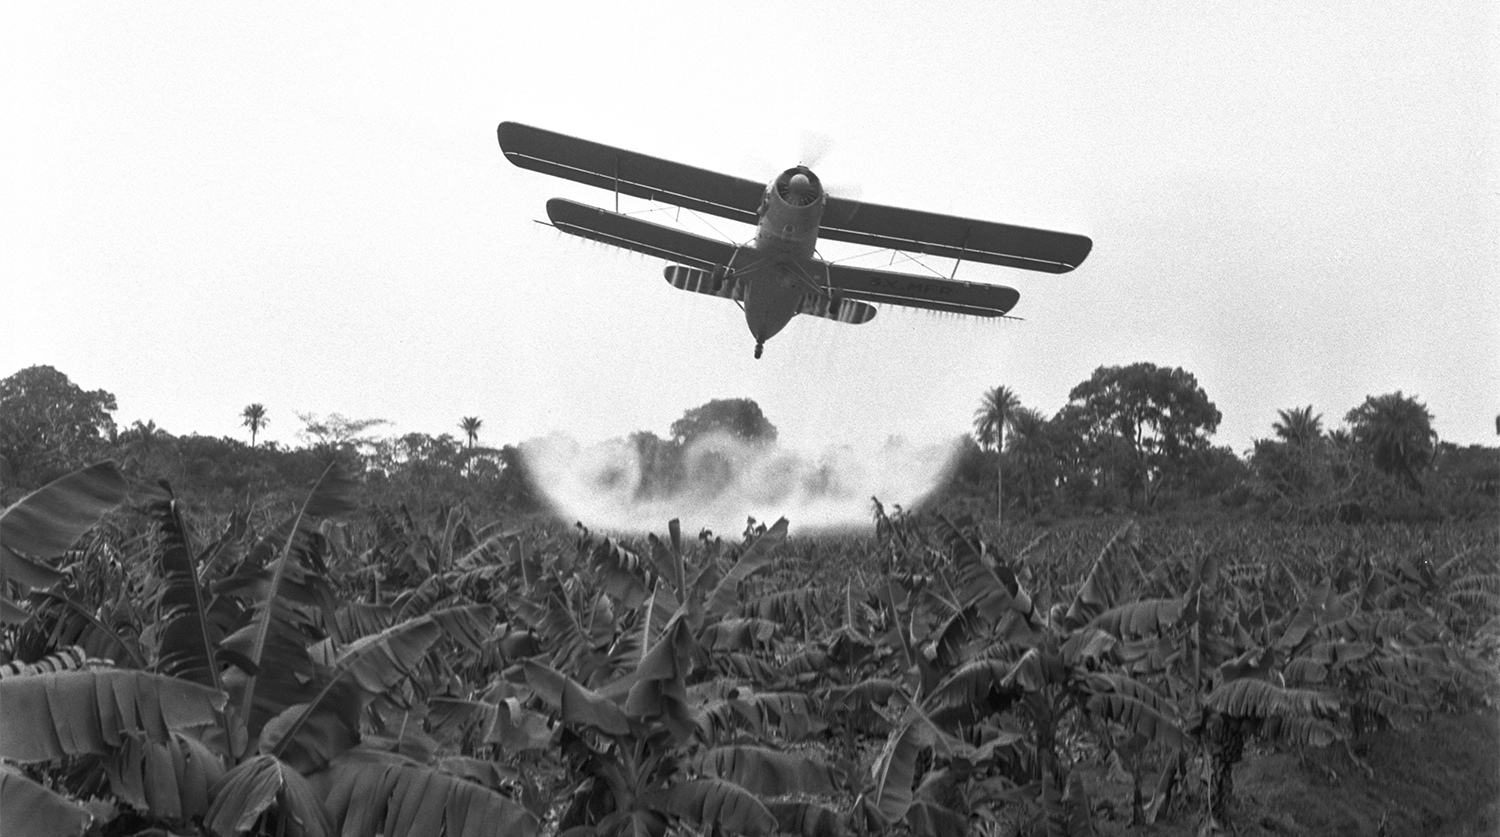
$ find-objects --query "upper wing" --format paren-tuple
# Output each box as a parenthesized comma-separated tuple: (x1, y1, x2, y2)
(546, 199, 737, 271)
(821, 197, 1091, 274)
(499, 122, 764, 225)
(828, 263, 1019, 317)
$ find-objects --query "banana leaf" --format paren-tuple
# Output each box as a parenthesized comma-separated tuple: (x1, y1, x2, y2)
(694, 744, 836, 797)
(151, 486, 223, 691)
(625, 612, 696, 743)
(1084, 674, 1188, 749)
(868, 701, 956, 826)
(1060, 523, 1143, 631)
(0, 669, 225, 762)
(650, 777, 776, 837)
(705, 519, 788, 621)
(0, 462, 128, 623)
(0, 764, 93, 836)
(766, 800, 845, 837)
(1205, 677, 1339, 718)
(1087, 597, 1186, 639)
(204, 753, 329, 837)
(313, 747, 538, 837)
(104, 730, 225, 821)
(524, 661, 630, 736)
(260, 613, 444, 772)
(232, 463, 355, 745)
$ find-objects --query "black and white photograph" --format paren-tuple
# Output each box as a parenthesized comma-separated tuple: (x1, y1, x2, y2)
(2, 3, 1496, 836)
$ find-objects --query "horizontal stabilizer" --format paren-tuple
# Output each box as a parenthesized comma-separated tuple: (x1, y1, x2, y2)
(828, 262, 1018, 317)
(545, 199, 737, 271)
(663, 265, 743, 301)
(798, 294, 877, 325)
(501, 122, 763, 224)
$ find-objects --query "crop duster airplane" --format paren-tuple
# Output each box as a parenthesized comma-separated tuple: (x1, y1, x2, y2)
(497, 122, 1091, 358)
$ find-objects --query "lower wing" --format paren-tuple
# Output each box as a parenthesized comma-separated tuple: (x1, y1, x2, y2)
(545, 199, 736, 271)
(827, 263, 1019, 317)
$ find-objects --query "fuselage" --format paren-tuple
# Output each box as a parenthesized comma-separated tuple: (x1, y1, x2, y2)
(735, 166, 827, 353)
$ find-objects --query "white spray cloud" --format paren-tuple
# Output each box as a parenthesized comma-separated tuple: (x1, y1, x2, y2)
(521, 431, 964, 534)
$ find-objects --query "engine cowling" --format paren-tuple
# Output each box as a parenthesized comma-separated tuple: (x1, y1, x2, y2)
(773, 166, 823, 208)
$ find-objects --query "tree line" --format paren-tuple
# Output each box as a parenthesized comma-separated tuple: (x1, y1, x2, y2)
(955, 362, 1495, 523)
(1, 364, 1493, 524)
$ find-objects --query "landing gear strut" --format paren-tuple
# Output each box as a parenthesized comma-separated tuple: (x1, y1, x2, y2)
(754, 342, 764, 359)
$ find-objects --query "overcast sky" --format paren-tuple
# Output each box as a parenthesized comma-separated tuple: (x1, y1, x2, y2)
(4, 2, 1496, 460)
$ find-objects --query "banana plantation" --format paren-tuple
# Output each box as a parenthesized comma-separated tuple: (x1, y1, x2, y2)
(2, 457, 1496, 837)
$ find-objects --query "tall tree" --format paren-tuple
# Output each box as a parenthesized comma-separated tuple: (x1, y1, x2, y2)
(241, 403, 269, 448)
(296, 412, 390, 469)
(669, 399, 777, 447)
(1345, 391, 1437, 490)
(1062, 363, 1222, 506)
(973, 385, 1021, 528)
(1272, 405, 1323, 445)
(0, 365, 118, 488)
(459, 416, 483, 449)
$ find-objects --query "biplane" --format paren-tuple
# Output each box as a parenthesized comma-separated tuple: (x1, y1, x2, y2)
(497, 122, 1091, 358)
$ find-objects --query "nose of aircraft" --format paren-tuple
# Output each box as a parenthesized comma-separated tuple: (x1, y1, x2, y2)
(789, 172, 811, 197)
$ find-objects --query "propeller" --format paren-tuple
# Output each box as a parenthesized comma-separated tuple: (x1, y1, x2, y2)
(799, 130, 865, 204)
(797, 129, 836, 169)
(744, 130, 865, 206)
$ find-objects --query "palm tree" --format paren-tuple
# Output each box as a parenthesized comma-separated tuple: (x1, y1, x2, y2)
(1345, 391, 1437, 489)
(973, 386, 1021, 529)
(1272, 405, 1323, 445)
(241, 403, 268, 448)
(459, 416, 483, 449)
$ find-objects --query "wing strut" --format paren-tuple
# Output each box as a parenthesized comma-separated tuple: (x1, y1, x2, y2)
(951, 229, 971, 279)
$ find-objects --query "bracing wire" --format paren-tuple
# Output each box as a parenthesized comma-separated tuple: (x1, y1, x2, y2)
(887, 250, 950, 279)
(617, 198, 745, 247)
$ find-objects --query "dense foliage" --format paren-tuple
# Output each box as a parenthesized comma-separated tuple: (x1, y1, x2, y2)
(0, 366, 119, 489)
(2, 366, 1493, 524)
(0, 462, 1495, 837)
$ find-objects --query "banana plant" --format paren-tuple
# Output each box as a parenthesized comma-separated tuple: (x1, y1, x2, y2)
(2, 463, 536, 836)
(1117, 547, 1348, 832)
(519, 520, 843, 837)
(854, 517, 1191, 837)
(524, 610, 837, 837)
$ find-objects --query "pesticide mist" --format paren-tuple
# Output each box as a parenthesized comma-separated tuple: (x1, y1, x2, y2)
(522, 431, 964, 534)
